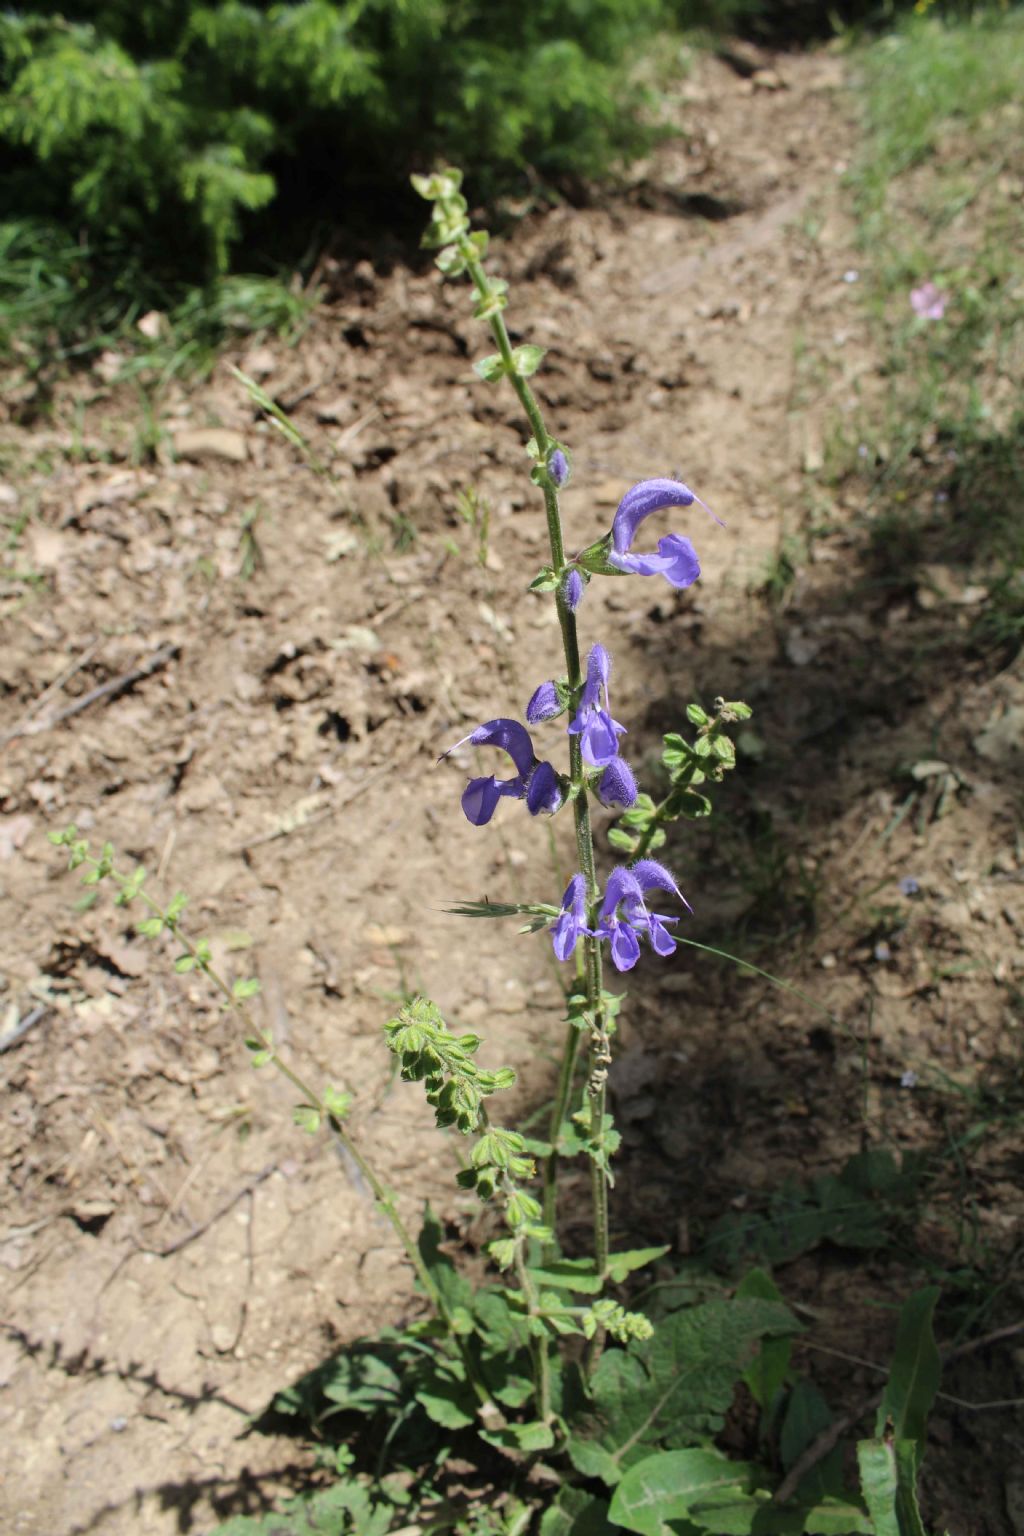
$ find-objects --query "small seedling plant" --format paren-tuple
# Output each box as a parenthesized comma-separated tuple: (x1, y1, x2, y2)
(52, 171, 944, 1536)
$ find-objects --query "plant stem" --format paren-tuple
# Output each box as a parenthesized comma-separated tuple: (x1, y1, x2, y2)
(94, 856, 492, 1408)
(464, 250, 611, 1277)
(513, 1239, 552, 1424)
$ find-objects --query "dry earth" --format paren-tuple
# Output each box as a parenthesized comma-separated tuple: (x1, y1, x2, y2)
(1, 42, 1022, 1536)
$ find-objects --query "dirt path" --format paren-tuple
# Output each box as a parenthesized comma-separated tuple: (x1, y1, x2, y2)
(2, 43, 1020, 1536)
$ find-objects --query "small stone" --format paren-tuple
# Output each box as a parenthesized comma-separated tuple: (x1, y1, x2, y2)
(239, 345, 276, 380)
(173, 427, 248, 463)
(137, 310, 168, 340)
(364, 924, 408, 947)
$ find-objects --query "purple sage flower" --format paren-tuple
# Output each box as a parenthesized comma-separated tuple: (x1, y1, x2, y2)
(899, 875, 920, 897)
(551, 874, 589, 962)
(526, 680, 563, 724)
(548, 448, 570, 488)
(568, 644, 626, 768)
(596, 755, 638, 809)
(910, 282, 947, 320)
(609, 478, 720, 589)
(441, 718, 561, 826)
(594, 860, 690, 972)
(563, 568, 585, 612)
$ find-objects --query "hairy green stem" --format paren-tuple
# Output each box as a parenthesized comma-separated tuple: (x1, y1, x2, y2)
(463, 249, 611, 1277)
(513, 1239, 552, 1424)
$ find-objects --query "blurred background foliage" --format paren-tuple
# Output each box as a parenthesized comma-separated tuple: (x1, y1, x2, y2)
(0, 0, 1014, 363)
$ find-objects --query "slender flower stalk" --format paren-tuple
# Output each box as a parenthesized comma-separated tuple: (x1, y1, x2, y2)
(459, 244, 612, 1275)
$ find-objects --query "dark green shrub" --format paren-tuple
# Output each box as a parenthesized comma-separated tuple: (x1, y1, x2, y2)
(0, 3, 668, 309)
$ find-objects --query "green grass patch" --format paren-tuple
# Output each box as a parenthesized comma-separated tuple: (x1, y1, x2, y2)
(830, 7, 1024, 655)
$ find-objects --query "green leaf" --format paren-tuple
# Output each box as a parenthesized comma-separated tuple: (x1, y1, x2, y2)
(232, 976, 261, 1000)
(567, 1298, 801, 1486)
(539, 1489, 616, 1536)
(527, 1260, 604, 1295)
(606, 1246, 669, 1284)
(737, 1269, 792, 1413)
(510, 343, 545, 376)
(472, 281, 508, 320)
(293, 1105, 321, 1134)
(779, 1379, 844, 1503)
(481, 1419, 555, 1453)
(418, 1206, 473, 1313)
(609, 1449, 755, 1536)
(685, 704, 709, 726)
(802, 1499, 874, 1534)
(174, 955, 196, 973)
(608, 827, 639, 853)
(323, 1086, 352, 1121)
(435, 244, 467, 276)
(857, 1437, 927, 1536)
(529, 566, 560, 592)
(136, 916, 163, 938)
(876, 1286, 941, 1462)
(416, 1378, 475, 1430)
(473, 351, 507, 382)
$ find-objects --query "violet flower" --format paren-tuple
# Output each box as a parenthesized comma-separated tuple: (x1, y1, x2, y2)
(596, 755, 638, 809)
(441, 718, 561, 826)
(609, 478, 719, 589)
(594, 860, 691, 972)
(568, 644, 626, 768)
(551, 874, 589, 962)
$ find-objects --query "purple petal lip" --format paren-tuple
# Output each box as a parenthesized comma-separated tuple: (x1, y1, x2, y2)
(609, 533, 700, 590)
(462, 775, 520, 826)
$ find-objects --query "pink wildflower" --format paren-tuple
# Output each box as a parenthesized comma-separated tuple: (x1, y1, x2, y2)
(910, 282, 948, 320)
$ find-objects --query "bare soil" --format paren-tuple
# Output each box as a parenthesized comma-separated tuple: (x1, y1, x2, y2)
(1, 43, 1022, 1536)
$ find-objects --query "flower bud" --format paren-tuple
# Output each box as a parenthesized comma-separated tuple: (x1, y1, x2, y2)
(562, 568, 585, 613)
(547, 448, 570, 488)
(526, 680, 562, 724)
(596, 756, 638, 809)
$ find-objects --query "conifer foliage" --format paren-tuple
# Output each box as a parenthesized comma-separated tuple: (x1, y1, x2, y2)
(0, 1, 666, 288)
